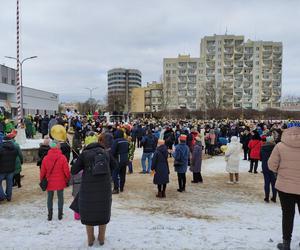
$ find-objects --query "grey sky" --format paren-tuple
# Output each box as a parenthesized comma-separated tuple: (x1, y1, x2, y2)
(1, 0, 299, 102)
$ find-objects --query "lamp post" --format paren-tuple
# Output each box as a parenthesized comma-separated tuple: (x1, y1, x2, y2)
(5, 56, 37, 119)
(85, 87, 98, 99)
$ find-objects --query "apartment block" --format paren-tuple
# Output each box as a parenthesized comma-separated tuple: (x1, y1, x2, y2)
(131, 81, 163, 114)
(200, 35, 282, 110)
(163, 55, 200, 110)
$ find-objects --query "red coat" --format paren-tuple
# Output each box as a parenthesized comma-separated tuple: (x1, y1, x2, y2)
(40, 148, 70, 191)
(248, 139, 262, 160)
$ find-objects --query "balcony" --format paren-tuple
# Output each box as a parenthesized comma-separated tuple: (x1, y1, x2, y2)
(224, 74, 234, 81)
(234, 75, 243, 81)
(244, 89, 253, 96)
(244, 61, 253, 68)
(244, 54, 253, 61)
(243, 82, 252, 89)
(207, 40, 216, 46)
(188, 62, 197, 69)
(234, 54, 243, 61)
(206, 61, 215, 68)
(178, 84, 187, 90)
(207, 48, 216, 54)
(234, 68, 243, 74)
(207, 55, 215, 60)
(224, 68, 233, 75)
(263, 53, 272, 60)
(244, 48, 254, 54)
(178, 62, 187, 68)
(234, 81, 243, 88)
(178, 90, 187, 97)
(206, 76, 215, 81)
(263, 46, 273, 52)
(224, 39, 234, 46)
(235, 40, 244, 47)
(262, 81, 272, 88)
(234, 95, 243, 102)
(261, 96, 271, 103)
(224, 54, 234, 60)
(224, 47, 234, 53)
(223, 81, 233, 88)
(224, 60, 233, 67)
(272, 89, 281, 96)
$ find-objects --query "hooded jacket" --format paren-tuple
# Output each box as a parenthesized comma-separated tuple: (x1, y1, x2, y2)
(260, 143, 275, 173)
(225, 137, 242, 173)
(268, 127, 300, 195)
(151, 144, 169, 185)
(40, 148, 70, 191)
(173, 142, 189, 173)
(0, 140, 18, 173)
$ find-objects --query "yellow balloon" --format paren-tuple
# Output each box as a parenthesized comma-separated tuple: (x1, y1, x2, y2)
(220, 145, 228, 153)
(50, 124, 67, 142)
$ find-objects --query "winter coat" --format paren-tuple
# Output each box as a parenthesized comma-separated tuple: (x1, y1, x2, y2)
(141, 134, 158, 153)
(173, 143, 189, 173)
(13, 141, 23, 174)
(40, 118, 50, 135)
(268, 127, 300, 195)
(248, 139, 262, 160)
(40, 148, 70, 191)
(225, 138, 242, 173)
(240, 133, 251, 150)
(260, 143, 275, 174)
(163, 130, 175, 148)
(60, 142, 71, 162)
(71, 143, 112, 226)
(111, 137, 129, 165)
(151, 144, 169, 185)
(190, 142, 202, 173)
(0, 140, 18, 173)
(37, 144, 50, 167)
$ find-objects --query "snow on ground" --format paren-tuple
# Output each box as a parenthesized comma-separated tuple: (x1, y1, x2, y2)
(1, 151, 300, 250)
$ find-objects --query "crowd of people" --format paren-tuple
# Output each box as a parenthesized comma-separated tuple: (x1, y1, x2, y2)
(0, 110, 300, 249)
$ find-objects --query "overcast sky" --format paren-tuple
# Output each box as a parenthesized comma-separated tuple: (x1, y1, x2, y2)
(1, 0, 299, 102)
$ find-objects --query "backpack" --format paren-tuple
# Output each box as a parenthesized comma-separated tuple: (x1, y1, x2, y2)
(90, 149, 109, 176)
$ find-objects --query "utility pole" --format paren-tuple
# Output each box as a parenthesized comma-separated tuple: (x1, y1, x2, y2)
(85, 87, 98, 99)
(16, 0, 21, 126)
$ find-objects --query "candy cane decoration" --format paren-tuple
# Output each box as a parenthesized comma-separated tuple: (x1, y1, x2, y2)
(16, 0, 22, 126)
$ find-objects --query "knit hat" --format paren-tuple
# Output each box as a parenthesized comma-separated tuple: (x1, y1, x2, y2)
(6, 130, 17, 139)
(179, 134, 187, 141)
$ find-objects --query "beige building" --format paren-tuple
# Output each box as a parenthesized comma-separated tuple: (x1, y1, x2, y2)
(163, 55, 200, 110)
(200, 35, 282, 110)
(131, 82, 163, 114)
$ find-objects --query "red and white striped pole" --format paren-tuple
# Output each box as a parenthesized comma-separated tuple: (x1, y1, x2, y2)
(16, 0, 22, 127)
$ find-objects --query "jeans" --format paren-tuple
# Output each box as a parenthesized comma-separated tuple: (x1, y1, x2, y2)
(141, 152, 153, 173)
(278, 191, 300, 241)
(243, 148, 250, 160)
(0, 172, 14, 200)
(263, 171, 277, 200)
(47, 190, 64, 212)
(128, 161, 133, 173)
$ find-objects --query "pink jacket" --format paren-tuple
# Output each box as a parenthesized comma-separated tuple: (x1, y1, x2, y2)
(268, 127, 300, 195)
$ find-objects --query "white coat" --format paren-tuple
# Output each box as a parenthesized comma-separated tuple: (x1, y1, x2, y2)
(225, 137, 242, 173)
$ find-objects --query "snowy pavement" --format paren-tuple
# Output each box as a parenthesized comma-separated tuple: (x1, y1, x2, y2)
(1, 152, 300, 249)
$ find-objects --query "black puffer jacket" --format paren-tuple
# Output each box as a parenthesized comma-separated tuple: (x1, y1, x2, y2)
(71, 143, 113, 226)
(37, 144, 50, 167)
(0, 141, 18, 173)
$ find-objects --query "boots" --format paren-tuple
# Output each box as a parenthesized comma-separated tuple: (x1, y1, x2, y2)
(58, 209, 63, 220)
(48, 210, 53, 221)
(156, 191, 162, 198)
(277, 240, 291, 250)
(162, 190, 166, 198)
(86, 226, 95, 247)
(98, 225, 106, 246)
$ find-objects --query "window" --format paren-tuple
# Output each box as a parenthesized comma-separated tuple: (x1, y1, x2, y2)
(2, 77, 7, 84)
(256, 61, 259, 65)
(217, 69, 222, 73)
(256, 47, 260, 51)
(218, 48, 221, 51)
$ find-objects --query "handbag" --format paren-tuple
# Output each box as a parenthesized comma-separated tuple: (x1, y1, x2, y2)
(39, 158, 58, 191)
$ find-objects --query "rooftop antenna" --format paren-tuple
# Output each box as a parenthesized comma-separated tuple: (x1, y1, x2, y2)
(225, 27, 228, 35)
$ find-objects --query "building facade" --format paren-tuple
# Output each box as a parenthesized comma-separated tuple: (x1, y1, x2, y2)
(131, 82, 163, 114)
(0, 64, 59, 117)
(163, 55, 200, 110)
(199, 35, 282, 110)
(107, 68, 142, 113)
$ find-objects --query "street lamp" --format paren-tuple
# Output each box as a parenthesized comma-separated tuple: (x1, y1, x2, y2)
(85, 87, 98, 99)
(5, 55, 38, 119)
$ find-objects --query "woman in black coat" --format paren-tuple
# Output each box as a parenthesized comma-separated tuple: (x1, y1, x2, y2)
(71, 140, 114, 247)
(151, 140, 169, 198)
